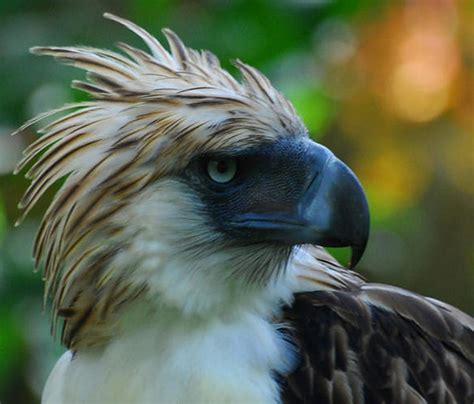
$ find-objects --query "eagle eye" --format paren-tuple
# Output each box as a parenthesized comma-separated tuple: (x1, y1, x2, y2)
(206, 158, 237, 184)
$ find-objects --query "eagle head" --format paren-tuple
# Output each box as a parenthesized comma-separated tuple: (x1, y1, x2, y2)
(15, 14, 369, 349)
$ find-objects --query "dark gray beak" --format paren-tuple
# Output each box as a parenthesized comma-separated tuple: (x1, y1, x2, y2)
(233, 142, 370, 268)
(297, 151, 370, 268)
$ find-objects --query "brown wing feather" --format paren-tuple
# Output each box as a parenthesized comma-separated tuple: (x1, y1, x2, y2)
(279, 283, 474, 403)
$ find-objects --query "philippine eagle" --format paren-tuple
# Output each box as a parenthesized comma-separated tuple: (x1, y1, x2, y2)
(15, 14, 473, 404)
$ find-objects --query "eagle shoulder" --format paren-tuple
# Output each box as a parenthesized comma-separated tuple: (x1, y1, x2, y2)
(279, 251, 474, 403)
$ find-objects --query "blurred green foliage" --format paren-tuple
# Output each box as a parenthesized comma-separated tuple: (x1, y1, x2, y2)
(0, 1, 472, 403)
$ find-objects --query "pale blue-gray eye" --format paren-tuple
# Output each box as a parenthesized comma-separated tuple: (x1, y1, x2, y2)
(207, 159, 237, 183)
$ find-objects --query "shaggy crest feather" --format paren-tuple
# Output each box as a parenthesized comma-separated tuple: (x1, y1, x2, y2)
(14, 13, 305, 348)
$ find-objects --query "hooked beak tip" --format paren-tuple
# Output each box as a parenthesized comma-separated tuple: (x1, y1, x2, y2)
(349, 244, 366, 269)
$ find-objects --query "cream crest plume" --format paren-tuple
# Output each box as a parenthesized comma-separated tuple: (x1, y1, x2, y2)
(14, 13, 305, 349)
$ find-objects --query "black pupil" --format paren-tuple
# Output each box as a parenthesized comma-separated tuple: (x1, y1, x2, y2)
(216, 161, 228, 173)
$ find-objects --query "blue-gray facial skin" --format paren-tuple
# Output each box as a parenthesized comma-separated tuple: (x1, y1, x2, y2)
(184, 137, 369, 268)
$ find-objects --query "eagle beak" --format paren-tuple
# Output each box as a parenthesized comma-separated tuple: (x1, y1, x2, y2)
(234, 142, 370, 268)
(297, 149, 370, 268)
